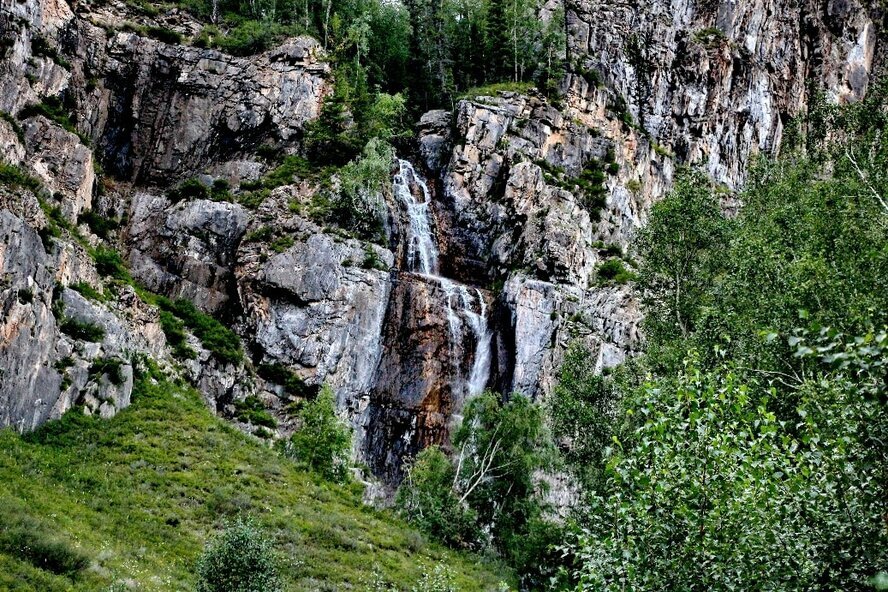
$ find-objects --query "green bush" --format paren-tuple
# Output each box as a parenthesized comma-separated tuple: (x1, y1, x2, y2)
(269, 235, 294, 253)
(158, 310, 198, 360)
(257, 363, 317, 398)
(145, 25, 183, 44)
(92, 246, 130, 281)
(0, 162, 42, 192)
(280, 385, 351, 481)
(596, 258, 635, 284)
(79, 209, 120, 240)
(70, 281, 105, 302)
(157, 298, 243, 364)
(212, 20, 278, 56)
(30, 36, 71, 69)
(88, 357, 125, 386)
(233, 396, 277, 429)
(59, 318, 105, 342)
(0, 111, 26, 143)
(243, 226, 274, 243)
(361, 244, 387, 271)
(168, 178, 209, 202)
(195, 517, 281, 592)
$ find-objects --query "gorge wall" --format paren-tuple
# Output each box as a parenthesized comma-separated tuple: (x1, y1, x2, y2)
(0, 0, 881, 483)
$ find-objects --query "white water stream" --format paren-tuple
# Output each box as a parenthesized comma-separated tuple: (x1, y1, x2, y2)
(393, 159, 492, 397)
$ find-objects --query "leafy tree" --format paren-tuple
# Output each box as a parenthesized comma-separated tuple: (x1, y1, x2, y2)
(196, 517, 281, 592)
(281, 385, 352, 481)
(396, 393, 562, 587)
(573, 356, 887, 591)
(451, 393, 557, 587)
(331, 137, 394, 241)
(634, 169, 730, 347)
(548, 343, 618, 491)
(396, 446, 481, 549)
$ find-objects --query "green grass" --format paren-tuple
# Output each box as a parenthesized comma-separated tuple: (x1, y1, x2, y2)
(0, 162, 43, 193)
(0, 378, 513, 591)
(155, 297, 243, 364)
(459, 82, 535, 100)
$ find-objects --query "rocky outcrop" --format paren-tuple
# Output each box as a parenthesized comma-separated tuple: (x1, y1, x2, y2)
(85, 34, 329, 181)
(246, 231, 394, 407)
(127, 192, 249, 313)
(567, 0, 880, 189)
(0, 189, 168, 430)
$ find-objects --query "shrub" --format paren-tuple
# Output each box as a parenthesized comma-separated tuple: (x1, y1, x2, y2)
(0, 111, 26, 143)
(145, 25, 183, 44)
(89, 357, 125, 386)
(158, 310, 197, 360)
(157, 298, 243, 364)
(168, 178, 209, 202)
(30, 36, 71, 69)
(212, 20, 278, 56)
(233, 396, 277, 429)
(269, 235, 294, 253)
(0, 162, 42, 192)
(17, 288, 33, 304)
(18, 96, 86, 143)
(60, 318, 105, 342)
(411, 563, 458, 592)
(70, 281, 105, 302)
(79, 209, 120, 239)
(257, 363, 317, 398)
(195, 517, 281, 592)
(330, 138, 392, 241)
(361, 244, 387, 271)
(280, 385, 351, 481)
(596, 258, 636, 284)
(244, 226, 274, 243)
(92, 246, 130, 281)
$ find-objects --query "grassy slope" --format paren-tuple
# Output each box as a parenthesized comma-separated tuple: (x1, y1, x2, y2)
(0, 377, 511, 591)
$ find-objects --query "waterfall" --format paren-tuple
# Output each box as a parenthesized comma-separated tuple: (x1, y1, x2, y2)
(393, 159, 439, 275)
(466, 288, 492, 397)
(394, 159, 491, 398)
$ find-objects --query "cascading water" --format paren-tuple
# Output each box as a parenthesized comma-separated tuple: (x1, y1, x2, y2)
(363, 159, 494, 484)
(393, 159, 439, 275)
(393, 159, 492, 398)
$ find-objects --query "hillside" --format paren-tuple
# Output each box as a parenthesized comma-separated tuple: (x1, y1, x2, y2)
(0, 372, 512, 591)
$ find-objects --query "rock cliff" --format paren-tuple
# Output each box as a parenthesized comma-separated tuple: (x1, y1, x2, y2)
(0, 0, 881, 486)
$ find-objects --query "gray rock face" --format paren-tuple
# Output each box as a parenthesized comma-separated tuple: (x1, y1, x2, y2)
(127, 192, 249, 313)
(568, 0, 878, 190)
(0, 208, 62, 431)
(87, 34, 329, 182)
(246, 230, 394, 408)
(22, 116, 95, 222)
(0, 201, 169, 431)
